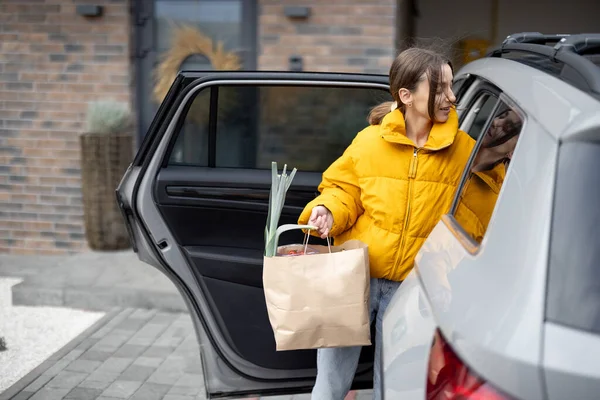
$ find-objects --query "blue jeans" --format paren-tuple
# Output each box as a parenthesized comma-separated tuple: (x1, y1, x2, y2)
(311, 278, 402, 400)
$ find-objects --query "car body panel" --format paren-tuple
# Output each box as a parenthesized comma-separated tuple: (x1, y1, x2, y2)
(381, 267, 437, 400)
(543, 322, 600, 400)
(457, 58, 600, 140)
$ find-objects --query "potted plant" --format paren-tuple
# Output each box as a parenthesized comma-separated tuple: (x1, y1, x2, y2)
(80, 100, 134, 251)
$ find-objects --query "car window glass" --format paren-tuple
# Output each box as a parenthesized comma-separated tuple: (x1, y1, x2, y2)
(452, 76, 472, 104)
(453, 99, 525, 243)
(168, 84, 390, 171)
(216, 85, 389, 171)
(169, 89, 211, 166)
(465, 94, 498, 139)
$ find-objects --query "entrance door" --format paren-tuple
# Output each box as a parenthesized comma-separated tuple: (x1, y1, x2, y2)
(133, 0, 257, 143)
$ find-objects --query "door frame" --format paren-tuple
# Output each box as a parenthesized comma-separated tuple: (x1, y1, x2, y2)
(131, 0, 258, 145)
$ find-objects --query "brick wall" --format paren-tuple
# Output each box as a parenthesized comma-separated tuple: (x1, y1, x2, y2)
(258, 0, 396, 74)
(0, 0, 132, 255)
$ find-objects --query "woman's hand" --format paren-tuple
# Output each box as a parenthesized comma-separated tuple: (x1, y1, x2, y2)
(308, 205, 333, 239)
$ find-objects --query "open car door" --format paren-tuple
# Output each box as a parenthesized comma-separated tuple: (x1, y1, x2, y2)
(117, 72, 390, 398)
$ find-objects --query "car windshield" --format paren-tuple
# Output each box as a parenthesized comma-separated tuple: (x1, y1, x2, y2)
(546, 140, 600, 334)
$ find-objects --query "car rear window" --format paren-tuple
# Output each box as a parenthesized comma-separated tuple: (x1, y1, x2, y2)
(546, 140, 600, 334)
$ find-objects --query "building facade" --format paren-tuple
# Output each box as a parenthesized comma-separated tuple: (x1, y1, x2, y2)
(0, 0, 397, 254)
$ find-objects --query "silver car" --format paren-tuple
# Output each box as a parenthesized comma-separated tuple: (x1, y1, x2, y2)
(118, 32, 600, 399)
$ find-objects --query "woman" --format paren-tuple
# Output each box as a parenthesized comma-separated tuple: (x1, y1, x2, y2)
(297, 47, 476, 400)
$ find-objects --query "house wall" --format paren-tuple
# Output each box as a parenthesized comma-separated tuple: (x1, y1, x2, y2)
(258, 0, 397, 74)
(0, 0, 132, 254)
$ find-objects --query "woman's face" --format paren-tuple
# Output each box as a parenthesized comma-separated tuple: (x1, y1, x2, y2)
(403, 64, 456, 123)
(472, 109, 522, 172)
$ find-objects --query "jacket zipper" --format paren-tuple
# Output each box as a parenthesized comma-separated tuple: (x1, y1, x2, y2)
(391, 143, 453, 278)
(392, 147, 419, 276)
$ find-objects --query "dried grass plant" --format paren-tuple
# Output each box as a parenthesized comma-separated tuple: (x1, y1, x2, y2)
(153, 24, 242, 127)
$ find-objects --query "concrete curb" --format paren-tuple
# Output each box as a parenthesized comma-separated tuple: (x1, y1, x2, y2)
(0, 308, 122, 400)
(11, 282, 187, 312)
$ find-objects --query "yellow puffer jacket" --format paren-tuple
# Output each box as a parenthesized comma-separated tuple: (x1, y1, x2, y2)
(454, 165, 506, 244)
(298, 108, 476, 282)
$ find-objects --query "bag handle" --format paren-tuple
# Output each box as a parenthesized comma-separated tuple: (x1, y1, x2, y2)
(274, 224, 332, 254)
(302, 229, 332, 254)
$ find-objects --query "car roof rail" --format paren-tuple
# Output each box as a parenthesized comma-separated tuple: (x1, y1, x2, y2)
(487, 32, 600, 97)
(502, 32, 569, 46)
(553, 34, 600, 55)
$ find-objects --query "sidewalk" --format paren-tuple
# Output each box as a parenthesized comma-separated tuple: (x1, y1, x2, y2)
(1, 307, 372, 400)
(0, 252, 374, 399)
(1, 307, 213, 400)
(0, 251, 185, 312)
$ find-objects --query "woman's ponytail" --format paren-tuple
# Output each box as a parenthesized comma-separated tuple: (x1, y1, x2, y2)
(368, 101, 394, 125)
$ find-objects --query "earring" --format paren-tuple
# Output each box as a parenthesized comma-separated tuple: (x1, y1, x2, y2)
(408, 102, 413, 108)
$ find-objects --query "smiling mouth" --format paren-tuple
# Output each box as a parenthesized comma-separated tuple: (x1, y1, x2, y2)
(439, 106, 451, 112)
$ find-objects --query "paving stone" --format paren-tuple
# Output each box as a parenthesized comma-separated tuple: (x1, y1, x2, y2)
(74, 338, 100, 352)
(9, 392, 34, 400)
(80, 350, 113, 362)
(92, 331, 134, 352)
(147, 356, 186, 385)
(43, 359, 70, 376)
(113, 344, 147, 358)
(129, 308, 158, 320)
(182, 357, 203, 375)
(151, 312, 179, 325)
(133, 356, 163, 368)
(96, 357, 133, 374)
(77, 379, 113, 390)
(167, 385, 202, 397)
(65, 359, 102, 374)
(127, 323, 168, 346)
(163, 395, 196, 400)
(89, 309, 134, 339)
(45, 370, 87, 390)
(173, 373, 203, 388)
(84, 370, 120, 384)
(129, 382, 171, 400)
(153, 321, 190, 348)
(62, 348, 85, 362)
(29, 388, 70, 400)
(142, 345, 176, 358)
(64, 387, 104, 399)
(117, 317, 150, 332)
(120, 364, 156, 381)
(101, 380, 142, 398)
(24, 374, 53, 392)
(91, 325, 117, 339)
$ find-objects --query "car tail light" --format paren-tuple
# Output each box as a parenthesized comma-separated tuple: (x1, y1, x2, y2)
(426, 329, 515, 400)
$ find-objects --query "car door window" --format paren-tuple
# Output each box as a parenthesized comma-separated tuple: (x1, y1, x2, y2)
(168, 84, 391, 171)
(168, 89, 211, 166)
(452, 75, 475, 105)
(461, 92, 498, 139)
(453, 96, 525, 244)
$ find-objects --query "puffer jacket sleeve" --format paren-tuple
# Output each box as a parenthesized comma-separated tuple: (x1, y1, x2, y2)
(298, 142, 364, 238)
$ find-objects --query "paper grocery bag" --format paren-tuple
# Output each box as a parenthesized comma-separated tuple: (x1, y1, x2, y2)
(263, 229, 371, 351)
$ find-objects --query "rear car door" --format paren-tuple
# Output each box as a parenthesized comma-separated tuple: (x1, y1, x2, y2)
(117, 72, 391, 398)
